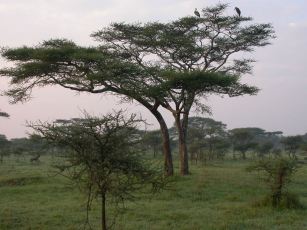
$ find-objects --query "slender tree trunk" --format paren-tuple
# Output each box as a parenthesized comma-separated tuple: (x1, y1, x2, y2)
(108, 89, 174, 176)
(242, 151, 246, 160)
(135, 98, 174, 176)
(175, 114, 189, 175)
(232, 148, 236, 160)
(101, 193, 107, 230)
(156, 114, 173, 176)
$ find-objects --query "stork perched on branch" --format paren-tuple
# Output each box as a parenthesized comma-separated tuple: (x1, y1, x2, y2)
(194, 8, 200, 18)
(234, 7, 241, 17)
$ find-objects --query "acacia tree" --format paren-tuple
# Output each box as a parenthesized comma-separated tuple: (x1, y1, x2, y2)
(0, 3, 274, 175)
(281, 136, 303, 159)
(29, 111, 165, 230)
(185, 117, 229, 162)
(92, 3, 274, 174)
(230, 128, 260, 159)
(189, 117, 228, 160)
(141, 130, 162, 157)
(0, 39, 175, 176)
(257, 141, 274, 158)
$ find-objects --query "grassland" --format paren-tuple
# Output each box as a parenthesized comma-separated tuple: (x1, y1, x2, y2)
(1, 156, 307, 230)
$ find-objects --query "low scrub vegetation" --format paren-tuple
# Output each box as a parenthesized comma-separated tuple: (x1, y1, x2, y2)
(247, 157, 304, 209)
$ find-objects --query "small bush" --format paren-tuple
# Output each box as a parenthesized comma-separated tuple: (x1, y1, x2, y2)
(247, 157, 303, 209)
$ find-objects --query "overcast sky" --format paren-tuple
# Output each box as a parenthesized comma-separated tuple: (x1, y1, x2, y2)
(0, 0, 307, 139)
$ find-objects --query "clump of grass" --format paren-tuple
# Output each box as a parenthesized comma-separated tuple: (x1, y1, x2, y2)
(0, 176, 42, 187)
(254, 192, 304, 209)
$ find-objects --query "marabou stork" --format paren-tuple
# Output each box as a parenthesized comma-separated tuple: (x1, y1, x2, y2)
(234, 7, 241, 17)
(194, 8, 200, 18)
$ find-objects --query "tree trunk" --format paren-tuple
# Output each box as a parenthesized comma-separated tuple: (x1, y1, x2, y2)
(108, 89, 174, 176)
(135, 98, 174, 176)
(175, 114, 189, 175)
(153, 147, 157, 158)
(242, 151, 246, 160)
(148, 108, 173, 176)
(101, 193, 107, 230)
(156, 113, 174, 176)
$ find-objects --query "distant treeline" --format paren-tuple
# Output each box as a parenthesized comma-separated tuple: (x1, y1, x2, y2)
(1, 116, 307, 164)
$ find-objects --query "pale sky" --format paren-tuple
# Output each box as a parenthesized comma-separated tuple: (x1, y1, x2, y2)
(0, 0, 307, 139)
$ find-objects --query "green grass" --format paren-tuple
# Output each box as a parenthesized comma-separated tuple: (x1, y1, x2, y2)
(1, 156, 307, 229)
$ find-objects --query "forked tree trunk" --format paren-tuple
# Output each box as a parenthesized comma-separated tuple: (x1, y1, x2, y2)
(136, 98, 174, 176)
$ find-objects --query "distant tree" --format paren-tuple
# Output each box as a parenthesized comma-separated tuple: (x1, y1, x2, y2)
(10, 137, 30, 160)
(27, 134, 49, 163)
(299, 142, 307, 156)
(281, 136, 303, 159)
(257, 141, 274, 158)
(29, 111, 165, 230)
(263, 131, 283, 151)
(188, 140, 205, 164)
(0, 3, 274, 175)
(187, 117, 229, 161)
(272, 148, 282, 158)
(229, 128, 263, 159)
(141, 130, 162, 157)
(212, 138, 231, 160)
(0, 134, 10, 163)
(188, 117, 228, 139)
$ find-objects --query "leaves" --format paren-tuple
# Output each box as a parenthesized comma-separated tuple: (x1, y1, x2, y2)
(29, 111, 165, 201)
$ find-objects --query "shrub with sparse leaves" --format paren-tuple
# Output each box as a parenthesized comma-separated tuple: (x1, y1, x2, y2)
(247, 157, 303, 209)
(29, 111, 167, 230)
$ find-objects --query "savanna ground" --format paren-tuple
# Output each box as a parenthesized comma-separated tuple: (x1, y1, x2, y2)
(1, 155, 307, 230)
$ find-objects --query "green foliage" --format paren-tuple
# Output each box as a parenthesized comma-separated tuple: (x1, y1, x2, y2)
(255, 192, 303, 210)
(0, 134, 10, 163)
(1, 159, 307, 229)
(247, 157, 302, 209)
(257, 142, 274, 157)
(148, 71, 259, 98)
(281, 136, 303, 159)
(186, 117, 230, 162)
(141, 130, 162, 157)
(0, 39, 144, 103)
(29, 111, 166, 229)
(0, 3, 275, 176)
(188, 117, 228, 139)
(230, 128, 265, 159)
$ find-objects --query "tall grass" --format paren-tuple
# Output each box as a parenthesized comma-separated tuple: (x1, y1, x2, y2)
(1, 156, 307, 229)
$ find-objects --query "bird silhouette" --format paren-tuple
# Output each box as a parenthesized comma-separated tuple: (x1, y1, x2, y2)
(234, 7, 241, 17)
(194, 8, 200, 18)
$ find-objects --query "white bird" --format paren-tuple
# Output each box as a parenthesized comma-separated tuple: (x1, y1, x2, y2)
(194, 8, 200, 18)
(234, 7, 241, 17)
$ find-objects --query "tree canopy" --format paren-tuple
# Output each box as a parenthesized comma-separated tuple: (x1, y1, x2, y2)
(0, 3, 275, 175)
